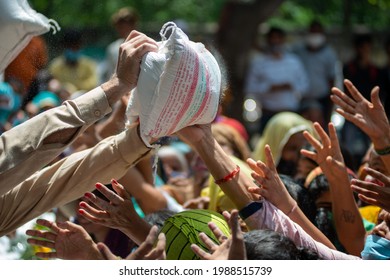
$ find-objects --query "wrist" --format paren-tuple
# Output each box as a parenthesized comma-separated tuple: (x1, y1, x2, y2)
(101, 76, 133, 107)
(371, 132, 390, 150)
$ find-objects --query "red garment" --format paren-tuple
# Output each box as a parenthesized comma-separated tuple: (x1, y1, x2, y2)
(5, 36, 48, 92)
(215, 115, 249, 141)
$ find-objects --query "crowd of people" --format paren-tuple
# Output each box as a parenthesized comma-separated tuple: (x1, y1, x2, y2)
(0, 5, 390, 261)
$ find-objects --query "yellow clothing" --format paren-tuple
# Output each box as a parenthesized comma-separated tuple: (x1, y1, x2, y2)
(49, 55, 98, 91)
(201, 156, 252, 213)
(253, 112, 314, 165)
(359, 205, 381, 225)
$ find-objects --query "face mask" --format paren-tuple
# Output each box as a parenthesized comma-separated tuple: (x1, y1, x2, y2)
(361, 234, 390, 260)
(305, 34, 326, 49)
(64, 49, 81, 63)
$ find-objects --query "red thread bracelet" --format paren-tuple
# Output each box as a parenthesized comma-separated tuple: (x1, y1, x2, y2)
(214, 165, 240, 184)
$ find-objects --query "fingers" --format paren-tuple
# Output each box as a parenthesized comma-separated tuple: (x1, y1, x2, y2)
(344, 79, 365, 102)
(129, 225, 157, 260)
(313, 122, 330, 148)
(144, 233, 166, 260)
(190, 244, 211, 260)
(97, 242, 117, 260)
(222, 211, 231, 223)
(35, 219, 60, 233)
(300, 149, 317, 163)
(26, 237, 55, 249)
(83, 191, 114, 213)
(246, 158, 264, 176)
(199, 232, 219, 252)
(303, 130, 322, 151)
(371, 86, 385, 110)
(35, 252, 58, 259)
(78, 208, 105, 224)
(364, 167, 390, 186)
(95, 183, 123, 205)
(25, 229, 57, 242)
(264, 145, 277, 173)
(229, 210, 243, 243)
(79, 201, 109, 220)
(330, 88, 356, 114)
(111, 179, 131, 200)
(328, 123, 340, 148)
(208, 222, 228, 244)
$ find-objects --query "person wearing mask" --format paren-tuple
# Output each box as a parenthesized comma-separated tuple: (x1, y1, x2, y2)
(245, 27, 309, 133)
(293, 20, 339, 124)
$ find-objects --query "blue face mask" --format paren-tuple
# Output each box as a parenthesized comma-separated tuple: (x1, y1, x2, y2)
(64, 49, 81, 63)
(361, 234, 390, 260)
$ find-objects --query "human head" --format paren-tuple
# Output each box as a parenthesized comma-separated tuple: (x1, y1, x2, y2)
(266, 27, 286, 55)
(157, 145, 189, 179)
(244, 229, 320, 259)
(211, 123, 251, 161)
(361, 209, 390, 259)
(253, 112, 314, 176)
(305, 20, 327, 49)
(353, 33, 373, 60)
(62, 29, 83, 64)
(111, 7, 139, 39)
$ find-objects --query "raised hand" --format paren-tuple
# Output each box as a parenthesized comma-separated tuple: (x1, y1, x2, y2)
(78, 179, 151, 244)
(301, 122, 346, 180)
(26, 219, 102, 260)
(331, 79, 390, 146)
(351, 167, 390, 213)
(190, 210, 246, 260)
(97, 225, 166, 260)
(247, 145, 296, 214)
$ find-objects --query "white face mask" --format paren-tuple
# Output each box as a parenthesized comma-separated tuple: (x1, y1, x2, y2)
(305, 34, 326, 49)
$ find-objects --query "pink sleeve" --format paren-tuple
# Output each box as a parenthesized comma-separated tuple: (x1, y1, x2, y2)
(244, 200, 361, 260)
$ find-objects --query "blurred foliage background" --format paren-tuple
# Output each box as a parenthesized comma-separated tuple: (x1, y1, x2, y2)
(29, 0, 390, 30)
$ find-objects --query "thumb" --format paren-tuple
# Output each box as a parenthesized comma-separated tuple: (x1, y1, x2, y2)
(97, 242, 118, 260)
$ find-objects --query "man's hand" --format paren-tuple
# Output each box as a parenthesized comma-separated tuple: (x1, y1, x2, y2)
(102, 30, 158, 106)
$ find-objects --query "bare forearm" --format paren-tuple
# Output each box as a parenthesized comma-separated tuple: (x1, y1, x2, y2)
(328, 175, 365, 256)
(193, 136, 253, 210)
(119, 219, 152, 245)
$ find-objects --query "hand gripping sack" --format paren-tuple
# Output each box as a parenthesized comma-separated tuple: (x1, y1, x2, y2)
(126, 22, 221, 147)
(0, 0, 60, 73)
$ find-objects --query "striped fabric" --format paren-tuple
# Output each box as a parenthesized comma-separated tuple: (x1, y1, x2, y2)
(160, 209, 230, 260)
(126, 22, 221, 147)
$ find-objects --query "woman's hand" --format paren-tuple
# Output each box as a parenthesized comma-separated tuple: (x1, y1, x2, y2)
(247, 145, 296, 214)
(26, 219, 102, 260)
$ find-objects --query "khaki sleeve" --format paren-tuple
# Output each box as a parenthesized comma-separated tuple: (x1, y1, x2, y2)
(0, 86, 111, 194)
(0, 125, 151, 236)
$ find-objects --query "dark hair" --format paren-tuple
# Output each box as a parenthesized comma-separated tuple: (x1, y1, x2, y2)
(266, 27, 286, 39)
(244, 230, 321, 260)
(280, 175, 317, 223)
(353, 33, 373, 48)
(111, 7, 139, 25)
(143, 210, 175, 230)
(62, 29, 82, 47)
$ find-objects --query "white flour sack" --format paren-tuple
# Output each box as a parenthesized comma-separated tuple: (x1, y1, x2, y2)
(0, 0, 60, 73)
(126, 21, 221, 146)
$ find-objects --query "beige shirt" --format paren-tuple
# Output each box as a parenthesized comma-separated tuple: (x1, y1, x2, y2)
(0, 126, 151, 236)
(0, 87, 111, 195)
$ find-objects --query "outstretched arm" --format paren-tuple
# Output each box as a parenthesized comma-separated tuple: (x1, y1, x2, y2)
(247, 145, 335, 250)
(301, 122, 365, 256)
(331, 79, 390, 172)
